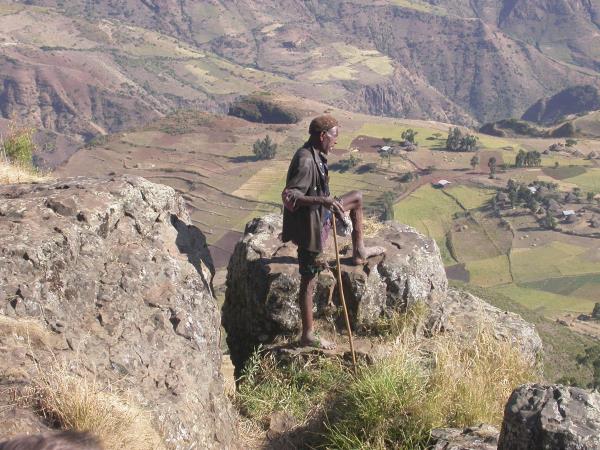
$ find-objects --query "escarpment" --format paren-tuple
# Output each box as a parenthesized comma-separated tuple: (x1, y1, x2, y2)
(0, 176, 237, 449)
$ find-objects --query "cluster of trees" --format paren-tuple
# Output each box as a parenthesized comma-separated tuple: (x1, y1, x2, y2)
(514, 149, 541, 168)
(446, 127, 479, 152)
(401, 129, 418, 144)
(492, 179, 563, 229)
(252, 135, 277, 160)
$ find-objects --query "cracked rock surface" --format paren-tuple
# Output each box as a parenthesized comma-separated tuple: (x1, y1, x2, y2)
(0, 176, 237, 448)
(498, 384, 600, 450)
(222, 214, 541, 371)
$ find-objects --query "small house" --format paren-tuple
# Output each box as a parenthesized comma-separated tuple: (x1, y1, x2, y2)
(562, 210, 575, 218)
(433, 180, 451, 188)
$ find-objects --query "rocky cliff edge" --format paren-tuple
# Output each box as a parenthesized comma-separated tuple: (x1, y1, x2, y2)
(0, 176, 237, 449)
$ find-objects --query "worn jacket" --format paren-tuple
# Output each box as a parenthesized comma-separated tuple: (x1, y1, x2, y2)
(282, 143, 329, 253)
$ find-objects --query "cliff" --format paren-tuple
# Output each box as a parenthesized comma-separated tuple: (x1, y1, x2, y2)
(0, 176, 237, 448)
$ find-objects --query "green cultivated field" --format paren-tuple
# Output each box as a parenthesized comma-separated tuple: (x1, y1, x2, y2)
(394, 180, 600, 319)
(394, 185, 462, 263)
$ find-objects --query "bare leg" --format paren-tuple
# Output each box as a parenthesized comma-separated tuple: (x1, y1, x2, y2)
(339, 190, 386, 265)
(299, 274, 335, 349)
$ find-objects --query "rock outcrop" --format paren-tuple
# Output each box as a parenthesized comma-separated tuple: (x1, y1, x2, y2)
(222, 214, 542, 370)
(0, 176, 237, 448)
(498, 384, 600, 450)
(431, 424, 499, 450)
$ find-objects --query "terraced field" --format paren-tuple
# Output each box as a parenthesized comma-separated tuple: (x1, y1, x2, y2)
(56, 99, 600, 325)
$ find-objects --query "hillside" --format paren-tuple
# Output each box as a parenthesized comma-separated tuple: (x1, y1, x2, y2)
(523, 85, 600, 125)
(55, 95, 600, 367)
(1, 0, 599, 165)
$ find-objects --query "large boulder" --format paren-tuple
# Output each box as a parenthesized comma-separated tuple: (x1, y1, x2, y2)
(498, 384, 600, 450)
(0, 176, 237, 448)
(222, 215, 541, 371)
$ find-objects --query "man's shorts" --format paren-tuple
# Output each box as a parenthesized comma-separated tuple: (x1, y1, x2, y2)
(298, 247, 323, 277)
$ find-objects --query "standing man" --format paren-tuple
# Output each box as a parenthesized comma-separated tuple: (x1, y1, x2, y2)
(282, 115, 385, 349)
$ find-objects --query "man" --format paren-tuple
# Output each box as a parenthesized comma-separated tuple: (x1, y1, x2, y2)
(282, 115, 385, 349)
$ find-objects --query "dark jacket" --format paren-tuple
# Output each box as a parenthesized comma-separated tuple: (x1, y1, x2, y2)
(282, 143, 329, 253)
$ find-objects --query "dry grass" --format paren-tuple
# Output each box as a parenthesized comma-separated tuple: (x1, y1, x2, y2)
(236, 311, 536, 449)
(324, 325, 536, 448)
(363, 215, 386, 238)
(28, 364, 164, 450)
(0, 315, 53, 348)
(0, 161, 50, 185)
(426, 326, 535, 426)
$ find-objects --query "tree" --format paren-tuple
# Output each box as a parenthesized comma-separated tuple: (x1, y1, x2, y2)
(577, 345, 600, 389)
(460, 134, 478, 152)
(587, 192, 595, 202)
(470, 154, 480, 171)
(528, 198, 540, 214)
(515, 149, 526, 168)
(542, 212, 557, 230)
(446, 127, 462, 152)
(487, 156, 497, 178)
(382, 191, 395, 220)
(252, 135, 277, 160)
(401, 129, 418, 144)
(566, 138, 578, 147)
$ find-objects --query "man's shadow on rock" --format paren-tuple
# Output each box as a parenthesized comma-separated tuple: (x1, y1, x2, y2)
(171, 215, 215, 292)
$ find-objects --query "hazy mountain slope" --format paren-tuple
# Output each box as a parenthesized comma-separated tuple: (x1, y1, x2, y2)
(522, 85, 600, 125)
(436, 0, 600, 71)
(2, 0, 599, 161)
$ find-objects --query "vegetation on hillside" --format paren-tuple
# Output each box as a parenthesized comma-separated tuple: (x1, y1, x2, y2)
(0, 125, 48, 185)
(229, 95, 300, 125)
(235, 315, 535, 449)
(445, 127, 478, 152)
(252, 135, 277, 160)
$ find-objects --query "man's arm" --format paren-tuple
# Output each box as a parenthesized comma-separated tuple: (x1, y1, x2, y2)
(285, 158, 343, 215)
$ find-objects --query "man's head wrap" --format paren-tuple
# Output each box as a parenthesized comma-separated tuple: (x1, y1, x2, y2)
(309, 115, 339, 136)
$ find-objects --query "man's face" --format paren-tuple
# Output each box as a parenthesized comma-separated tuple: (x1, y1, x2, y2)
(319, 126, 338, 155)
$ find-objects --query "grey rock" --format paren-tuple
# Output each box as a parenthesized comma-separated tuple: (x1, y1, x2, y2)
(431, 424, 499, 450)
(0, 176, 237, 448)
(223, 214, 542, 372)
(223, 215, 448, 369)
(498, 384, 600, 450)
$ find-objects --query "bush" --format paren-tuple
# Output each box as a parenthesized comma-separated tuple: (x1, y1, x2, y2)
(2, 125, 35, 166)
(252, 135, 277, 160)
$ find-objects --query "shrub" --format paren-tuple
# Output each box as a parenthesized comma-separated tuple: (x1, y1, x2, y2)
(252, 135, 277, 160)
(2, 125, 35, 166)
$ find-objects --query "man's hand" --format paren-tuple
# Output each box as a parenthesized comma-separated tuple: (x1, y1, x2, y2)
(322, 196, 345, 218)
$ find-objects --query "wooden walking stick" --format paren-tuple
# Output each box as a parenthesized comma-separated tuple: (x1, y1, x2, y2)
(332, 217, 357, 374)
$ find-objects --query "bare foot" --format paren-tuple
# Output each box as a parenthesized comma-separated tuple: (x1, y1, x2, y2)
(300, 333, 336, 350)
(352, 246, 386, 265)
